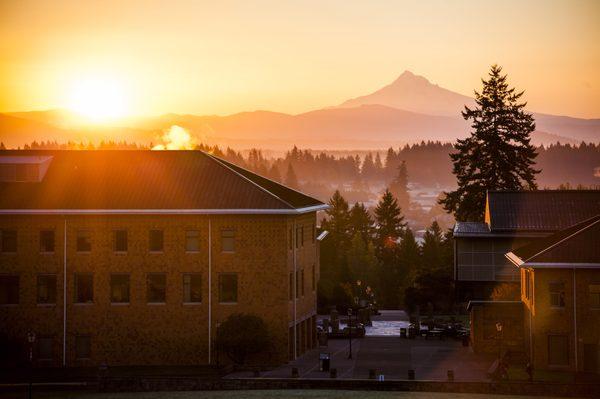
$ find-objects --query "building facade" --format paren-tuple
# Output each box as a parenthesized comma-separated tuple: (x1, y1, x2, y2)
(507, 215, 600, 374)
(0, 150, 328, 367)
(454, 191, 600, 301)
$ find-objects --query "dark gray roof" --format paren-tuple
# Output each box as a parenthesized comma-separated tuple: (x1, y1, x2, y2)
(454, 222, 490, 236)
(507, 215, 600, 266)
(487, 191, 600, 232)
(0, 150, 326, 212)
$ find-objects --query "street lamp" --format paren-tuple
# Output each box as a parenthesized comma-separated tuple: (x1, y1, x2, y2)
(27, 331, 36, 399)
(347, 308, 353, 359)
(496, 322, 503, 360)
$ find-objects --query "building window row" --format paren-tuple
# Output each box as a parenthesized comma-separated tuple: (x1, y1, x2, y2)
(288, 265, 315, 301)
(0, 273, 238, 305)
(288, 223, 316, 250)
(0, 228, 237, 254)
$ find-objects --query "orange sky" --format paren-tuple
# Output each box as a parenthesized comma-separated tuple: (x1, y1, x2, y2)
(0, 0, 599, 119)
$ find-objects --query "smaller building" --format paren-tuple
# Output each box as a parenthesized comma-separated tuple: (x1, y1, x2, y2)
(506, 215, 600, 374)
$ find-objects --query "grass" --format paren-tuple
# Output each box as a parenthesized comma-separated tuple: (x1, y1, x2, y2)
(0, 390, 567, 399)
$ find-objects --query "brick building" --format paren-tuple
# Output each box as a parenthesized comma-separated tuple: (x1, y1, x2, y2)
(506, 215, 600, 374)
(454, 191, 600, 301)
(0, 150, 328, 367)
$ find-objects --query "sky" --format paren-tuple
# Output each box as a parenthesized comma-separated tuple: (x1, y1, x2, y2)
(0, 0, 599, 119)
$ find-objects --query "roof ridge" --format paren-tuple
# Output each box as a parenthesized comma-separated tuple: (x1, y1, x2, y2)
(200, 151, 295, 210)
(524, 214, 600, 263)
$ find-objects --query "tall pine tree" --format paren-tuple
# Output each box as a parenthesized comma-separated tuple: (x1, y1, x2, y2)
(441, 65, 539, 221)
(374, 189, 406, 251)
(389, 160, 410, 213)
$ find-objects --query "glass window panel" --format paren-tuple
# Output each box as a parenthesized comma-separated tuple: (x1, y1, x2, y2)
(147, 274, 166, 303)
(221, 229, 235, 252)
(1, 230, 17, 253)
(37, 275, 57, 304)
(149, 230, 164, 252)
(76, 230, 91, 252)
(185, 230, 200, 252)
(110, 274, 130, 303)
(74, 274, 93, 304)
(0, 275, 19, 304)
(183, 274, 202, 303)
(219, 274, 238, 303)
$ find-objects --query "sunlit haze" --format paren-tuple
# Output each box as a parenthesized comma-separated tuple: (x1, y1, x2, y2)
(0, 0, 599, 119)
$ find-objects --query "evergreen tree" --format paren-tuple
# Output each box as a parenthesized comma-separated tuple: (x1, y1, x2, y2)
(0, 142, 5, 150)
(285, 163, 299, 189)
(348, 202, 373, 244)
(441, 65, 539, 221)
(389, 160, 410, 212)
(267, 164, 281, 182)
(346, 232, 378, 288)
(421, 221, 444, 271)
(374, 189, 406, 251)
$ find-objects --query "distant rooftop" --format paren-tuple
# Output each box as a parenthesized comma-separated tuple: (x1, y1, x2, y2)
(487, 190, 600, 232)
(0, 150, 327, 214)
(506, 215, 600, 267)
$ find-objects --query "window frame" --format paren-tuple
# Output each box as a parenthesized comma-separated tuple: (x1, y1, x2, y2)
(76, 230, 92, 253)
(37, 336, 54, 361)
(74, 273, 94, 305)
(110, 273, 131, 305)
(0, 229, 17, 253)
(221, 229, 235, 253)
(146, 273, 167, 304)
(75, 335, 91, 360)
(218, 273, 238, 304)
(0, 274, 19, 305)
(547, 334, 569, 366)
(185, 230, 200, 253)
(39, 229, 55, 254)
(589, 283, 600, 309)
(183, 273, 202, 304)
(549, 281, 566, 308)
(113, 230, 128, 253)
(149, 229, 164, 253)
(37, 274, 57, 306)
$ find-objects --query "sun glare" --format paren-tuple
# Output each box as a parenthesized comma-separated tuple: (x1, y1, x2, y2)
(68, 75, 129, 121)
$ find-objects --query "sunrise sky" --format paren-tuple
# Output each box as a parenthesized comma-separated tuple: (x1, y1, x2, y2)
(1, 0, 599, 119)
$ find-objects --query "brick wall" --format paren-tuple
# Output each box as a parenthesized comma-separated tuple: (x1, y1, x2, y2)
(0, 212, 319, 367)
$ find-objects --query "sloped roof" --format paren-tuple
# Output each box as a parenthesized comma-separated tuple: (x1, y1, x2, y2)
(453, 222, 490, 236)
(506, 215, 600, 267)
(0, 150, 326, 213)
(487, 191, 600, 232)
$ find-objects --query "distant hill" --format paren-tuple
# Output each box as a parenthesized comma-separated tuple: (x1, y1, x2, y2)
(1, 71, 596, 149)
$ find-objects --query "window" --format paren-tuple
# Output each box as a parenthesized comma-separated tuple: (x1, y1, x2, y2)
(40, 230, 55, 253)
(219, 273, 238, 303)
(312, 264, 316, 291)
(301, 226, 304, 247)
(0, 275, 19, 305)
(114, 230, 127, 252)
(301, 269, 305, 296)
(590, 284, 600, 309)
(524, 270, 531, 300)
(183, 274, 202, 303)
(147, 273, 166, 303)
(76, 230, 91, 252)
(312, 224, 315, 243)
(221, 229, 235, 252)
(110, 274, 130, 303)
(289, 228, 293, 250)
(289, 272, 293, 300)
(295, 270, 300, 298)
(75, 335, 91, 359)
(185, 230, 200, 252)
(295, 227, 301, 249)
(1, 230, 17, 253)
(549, 282, 565, 308)
(38, 337, 53, 360)
(37, 275, 57, 304)
(149, 230, 164, 252)
(74, 274, 93, 304)
(548, 335, 569, 366)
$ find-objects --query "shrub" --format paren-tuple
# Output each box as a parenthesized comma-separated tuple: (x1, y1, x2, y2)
(215, 313, 270, 365)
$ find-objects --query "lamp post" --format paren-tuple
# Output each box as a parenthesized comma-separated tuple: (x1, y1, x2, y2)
(27, 331, 36, 399)
(496, 322, 503, 360)
(347, 308, 353, 359)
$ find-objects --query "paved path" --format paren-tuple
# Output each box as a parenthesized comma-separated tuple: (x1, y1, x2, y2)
(227, 336, 489, 381)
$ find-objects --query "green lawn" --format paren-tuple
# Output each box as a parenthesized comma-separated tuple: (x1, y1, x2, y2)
(0, 390, 566, 399)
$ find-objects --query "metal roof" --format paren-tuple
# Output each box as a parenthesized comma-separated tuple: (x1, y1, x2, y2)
(506, 215, 600, 266)
(453, 222, 490, 236)
(487, 190, 600, 232)
(0, 150, 326, 213)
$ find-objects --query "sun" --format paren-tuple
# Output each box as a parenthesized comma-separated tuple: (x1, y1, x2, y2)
(67, 75, 129, 121)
